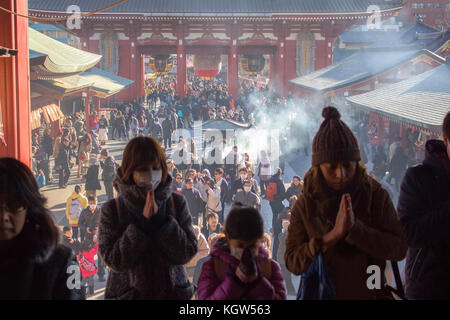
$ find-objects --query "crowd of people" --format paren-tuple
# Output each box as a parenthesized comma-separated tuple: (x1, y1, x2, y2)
(3, 76, 449, 300)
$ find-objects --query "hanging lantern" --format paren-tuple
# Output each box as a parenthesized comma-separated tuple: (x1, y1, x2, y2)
(241, 55, 266, 77)
(193, 55, 222, 80)
(149, 55, 173, 76)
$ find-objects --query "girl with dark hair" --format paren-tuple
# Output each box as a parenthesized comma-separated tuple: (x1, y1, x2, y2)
(197, 207, 286, 300)
(0, 157, 83, 300)
(285, 175, 303, 199)
(98, 136, 198, 300)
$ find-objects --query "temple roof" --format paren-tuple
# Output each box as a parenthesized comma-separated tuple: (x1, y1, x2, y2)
(80, 67, 134, 98)
(194, 119, 250, 130)
(289, 48, 445, 93)
(29, 27, 101, 74)
(29, 0, 403, 15)
(347, 59, 450, 130)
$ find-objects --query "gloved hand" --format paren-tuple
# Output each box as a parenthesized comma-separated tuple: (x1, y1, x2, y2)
(235, 248, 258, 283)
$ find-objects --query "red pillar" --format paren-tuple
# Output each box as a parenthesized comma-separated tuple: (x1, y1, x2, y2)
(130, 33, 138, 100)
(176, 40, 186, 100)
(227, 40, 239, 101)
(97, 97, 101, 113)
(84, 92, 90, 132)
(275, 22, 287, 97)
(0, 0, 31, 166)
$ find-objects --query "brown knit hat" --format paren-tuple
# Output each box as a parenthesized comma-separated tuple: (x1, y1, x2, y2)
(311, 106, 361, 166)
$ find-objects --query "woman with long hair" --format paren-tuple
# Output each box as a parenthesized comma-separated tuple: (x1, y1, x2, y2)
(0, 158, 83, 299)
(285, 107, 407, 299)
(98, 137, 197, 299)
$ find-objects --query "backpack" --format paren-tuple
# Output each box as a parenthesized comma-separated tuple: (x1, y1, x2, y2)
(103, 158, 117, 180)
(265, 181, 278, 202)
(79, 252, 97, 273)
(69, 198, 82, 221)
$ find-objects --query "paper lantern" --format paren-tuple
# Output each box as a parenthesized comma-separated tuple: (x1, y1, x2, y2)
(149, 55, 173, 76)
(241, 55, 265, 77)
(194, 55, 221, 80)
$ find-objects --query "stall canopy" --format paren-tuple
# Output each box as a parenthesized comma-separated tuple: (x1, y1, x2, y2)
(79, 67, 134, 98)
(30, 104, 65, 131)
(194, 119, 251, 131)
(289, 48, 444, 93)
(347, 58, 450, 131)
(29, 27, 101, 77)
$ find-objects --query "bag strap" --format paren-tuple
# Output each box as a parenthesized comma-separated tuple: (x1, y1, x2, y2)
(388, 261, 406, 300)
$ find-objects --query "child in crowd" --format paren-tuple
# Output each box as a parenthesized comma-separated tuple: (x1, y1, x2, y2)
(197, 207, 286, 300)
(78, 233, 98, 297)
(61, 226, 81, 256)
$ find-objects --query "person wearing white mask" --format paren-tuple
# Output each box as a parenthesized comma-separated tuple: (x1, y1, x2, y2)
(98, 136, 197, 300)
(232, 180, 261, 210)
(232, 167, 257, 198)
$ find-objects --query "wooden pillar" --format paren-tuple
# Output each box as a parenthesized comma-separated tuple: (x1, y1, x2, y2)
(176, 23, 186, 100)
(275, 21, 287, 97)
(130, 32, 138, 100)
(96, 97, 101, 113)
(0, 0, 31, 166)
(227, 39, 239, 101)
(84, 91, 90, 132)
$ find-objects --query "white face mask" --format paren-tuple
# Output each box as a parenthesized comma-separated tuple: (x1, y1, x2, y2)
(89, 204, 96, 211)
(244, 186, 251, 193)
(240, 174, 246, 180)
(151, 169, 162, 190)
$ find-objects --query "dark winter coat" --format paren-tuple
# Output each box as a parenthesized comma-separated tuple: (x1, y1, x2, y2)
(285, 164, 407, 300)
(55, 145, 70, 168)
(100, 156, 118, 182)
(267, 174, 286, 204)
(85, 164, 101, 190)
(182, 187, 205, 218)
(197, 238, 286, 300)
(99, 171, 198, 300)
(0, 242, 83, 300)
(79, 207, 101, 233)
(397, 139, 450, 299)
(286, 184, 302, 199)
(162, 118, 174, 138)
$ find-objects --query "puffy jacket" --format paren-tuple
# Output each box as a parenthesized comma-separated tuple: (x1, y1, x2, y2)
(197, 238, 286, 300)
(99, 171, 197, 300)
(397, 140, 450, 299)
(66, 192, 89, 226)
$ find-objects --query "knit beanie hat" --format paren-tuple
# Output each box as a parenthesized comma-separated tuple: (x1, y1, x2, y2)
(311, 106, 361, 166)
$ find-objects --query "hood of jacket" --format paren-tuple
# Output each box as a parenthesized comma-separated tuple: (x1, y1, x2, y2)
(71, 192, 83, 200)
(210, 237, 270, 267)
(423, 139, 450, 178)
(113, 167, 173, 212)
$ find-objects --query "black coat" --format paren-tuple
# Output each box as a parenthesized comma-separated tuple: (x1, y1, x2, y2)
(286, 184, 302, 199)
(79, 207, 101, 233)
(55, 145, 70, 168)
(397, 140, 450, 299)
(85, 164, 101, 190)
(181, 187, 205, 217)
(0, 245, 83, 300)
